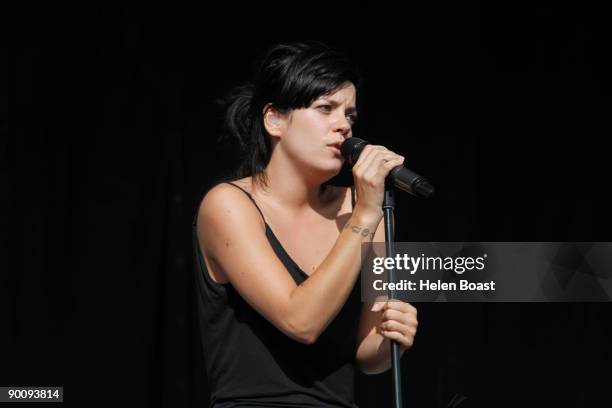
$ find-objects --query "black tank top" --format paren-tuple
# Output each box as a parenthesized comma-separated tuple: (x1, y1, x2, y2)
(193, 182, 361, 408)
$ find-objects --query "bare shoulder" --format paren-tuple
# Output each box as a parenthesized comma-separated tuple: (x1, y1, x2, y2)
(197, 181, 265, 239)
(199, 178, 253, 212)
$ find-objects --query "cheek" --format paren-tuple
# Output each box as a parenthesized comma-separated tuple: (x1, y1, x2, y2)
(295, 111, 327, 132)
(288, 118, 326, 147)
(283, 113, 334, 163)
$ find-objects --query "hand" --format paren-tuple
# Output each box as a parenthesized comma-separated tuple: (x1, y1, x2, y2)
(371, 300, 418, 351)
(351, 145, 404, 221)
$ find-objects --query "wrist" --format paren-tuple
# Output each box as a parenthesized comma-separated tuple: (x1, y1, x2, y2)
(345, 208, 381, 241)
(351, 206, 383, 227)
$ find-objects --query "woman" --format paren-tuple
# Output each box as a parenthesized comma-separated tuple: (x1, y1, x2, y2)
(193, 42, 418, 407)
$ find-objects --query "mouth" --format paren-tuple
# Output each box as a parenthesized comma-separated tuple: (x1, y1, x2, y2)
(328, 141, 343, 157)
(328, 144, 342, 157)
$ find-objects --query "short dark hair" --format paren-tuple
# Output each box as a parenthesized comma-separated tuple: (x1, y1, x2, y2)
(218, 41, 361, 187)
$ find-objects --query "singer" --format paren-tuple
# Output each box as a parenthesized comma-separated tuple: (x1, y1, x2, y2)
(193, 41, 418, 407)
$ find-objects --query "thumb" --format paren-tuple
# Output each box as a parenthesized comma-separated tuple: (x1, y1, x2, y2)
(370, 301, 386, 312)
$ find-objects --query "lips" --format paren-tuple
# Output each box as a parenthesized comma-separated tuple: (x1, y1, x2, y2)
(328, 142, 343, 157)
(328, 141, 343, 150)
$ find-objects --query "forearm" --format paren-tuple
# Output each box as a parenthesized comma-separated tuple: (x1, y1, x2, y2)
(355, 332, 403, 375)
(285, 208, 380, 343)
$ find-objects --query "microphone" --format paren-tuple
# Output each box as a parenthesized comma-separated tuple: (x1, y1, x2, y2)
(340, 137, 435, 198)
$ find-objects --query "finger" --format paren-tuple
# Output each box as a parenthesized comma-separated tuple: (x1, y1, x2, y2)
(356, 146, 394, 168)
(382, 309, 417, 325)
(370, 301, 386, 312)
(382, 155, 405, 169)
(381, 156, 406, 174)
(381, 319, 417, 336)
(380, 329, 414, 349)
(353, 145, 385, 170)
(385, 300, 417, 315)
(361, 152, 404, 179)
(365, 150, 402, 167)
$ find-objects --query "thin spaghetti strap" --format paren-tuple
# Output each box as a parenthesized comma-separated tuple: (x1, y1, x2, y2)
(350, 185, 356, 210)
(225, 182, 266, 223)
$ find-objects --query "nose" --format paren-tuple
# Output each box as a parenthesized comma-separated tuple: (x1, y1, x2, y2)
(333, 114, 352, 138)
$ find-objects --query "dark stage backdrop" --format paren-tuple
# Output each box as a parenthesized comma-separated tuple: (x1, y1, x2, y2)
(6, 3, 611, 407)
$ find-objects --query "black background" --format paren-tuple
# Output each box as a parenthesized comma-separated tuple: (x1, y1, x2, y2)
(5, 2, 611, 407)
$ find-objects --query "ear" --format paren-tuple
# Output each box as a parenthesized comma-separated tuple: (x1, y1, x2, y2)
(262, 104, 285, 138)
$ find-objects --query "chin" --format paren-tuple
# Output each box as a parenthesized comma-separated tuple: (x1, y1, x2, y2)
(321, 157, 344, 172)
(319, 162, 343, 180)
(301, 157, 344, 183)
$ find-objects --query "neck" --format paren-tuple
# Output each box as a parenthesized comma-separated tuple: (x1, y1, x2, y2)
(255, 150, 331, 212)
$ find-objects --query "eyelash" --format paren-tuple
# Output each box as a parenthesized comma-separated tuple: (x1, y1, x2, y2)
(317, 105, 358, 125)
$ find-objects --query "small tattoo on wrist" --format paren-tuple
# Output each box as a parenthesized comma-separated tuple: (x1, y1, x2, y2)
(344, 222, 374, 239)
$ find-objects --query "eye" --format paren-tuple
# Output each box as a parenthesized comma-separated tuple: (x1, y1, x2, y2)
(346, 114, 358, 126)
(316, 104, 332, 113)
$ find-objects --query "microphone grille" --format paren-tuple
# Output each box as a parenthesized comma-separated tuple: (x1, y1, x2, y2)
(340, 137, 367, 166)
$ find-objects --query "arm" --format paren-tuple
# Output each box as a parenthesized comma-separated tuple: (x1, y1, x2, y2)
(198, 146, 404, 345)
(355, 217, 418, 375)
(198, 183, 381, 345)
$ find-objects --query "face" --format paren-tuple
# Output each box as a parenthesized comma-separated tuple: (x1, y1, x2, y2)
(277, 82, 357, 178)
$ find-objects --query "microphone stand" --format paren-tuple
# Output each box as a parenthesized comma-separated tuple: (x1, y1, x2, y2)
(383, 185, 403, 408)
